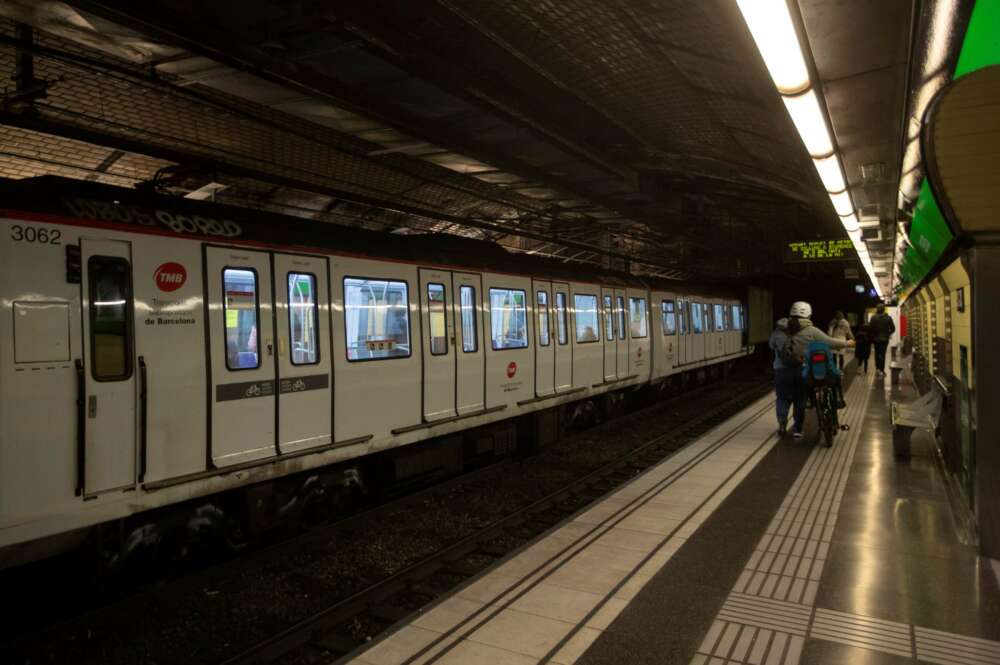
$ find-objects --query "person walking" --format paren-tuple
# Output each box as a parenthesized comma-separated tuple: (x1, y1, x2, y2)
(769, 317, 797, 437)
(869, 303, 896, 377)
(827, 310, 854, 370)
(787, 301, 854, 439)
(854, 322, 872, 374)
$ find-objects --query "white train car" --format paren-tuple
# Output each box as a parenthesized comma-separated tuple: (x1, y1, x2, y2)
(0, 177, 750, 568)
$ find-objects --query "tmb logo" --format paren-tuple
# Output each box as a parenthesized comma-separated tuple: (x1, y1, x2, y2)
(506, 361, 518, 379)
(154, 262, 187, 292)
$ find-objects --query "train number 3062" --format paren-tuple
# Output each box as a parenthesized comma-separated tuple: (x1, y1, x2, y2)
(10, 225, 61, 244)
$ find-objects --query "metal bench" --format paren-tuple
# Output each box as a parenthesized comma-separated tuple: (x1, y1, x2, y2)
(890, 378, 947, 458)
(889, 356, 910, 386)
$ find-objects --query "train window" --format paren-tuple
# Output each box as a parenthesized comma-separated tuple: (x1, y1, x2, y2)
(344, 277, 411, 361)
(574, 294, 600, 343)
(490, 287, 528, 350)
(89, 256, 133, 380)
(603, 295, 615, 340)
(536, 291, 550, 347)
(460, 285, 477, 353)
(223, 267, 259, 371)
(629, 297, 648, 338)
(661, 300, 676, 335)
(616, 296, 626, 340)
(691, 303, 704, 333)
(678, 300, 687, 335)
(714, 304, 725, 332)
(427, 283, 448, 356)
(288, 273, 319, 365)
(555, 292, 568, 345)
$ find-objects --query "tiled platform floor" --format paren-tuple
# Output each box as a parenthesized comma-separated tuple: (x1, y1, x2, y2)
(337, 371, 1000, 665)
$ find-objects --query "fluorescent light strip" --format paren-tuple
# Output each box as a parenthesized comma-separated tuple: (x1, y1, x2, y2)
(829, 190, 854, 216)
(813, 153, 846, 192)
(735, 0, 811, 93)
(782, 89, 834, 157)
(840, 212, 860, 233)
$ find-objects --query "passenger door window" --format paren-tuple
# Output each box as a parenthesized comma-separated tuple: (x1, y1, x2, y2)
(604, 295, 615, 340)
(223, 267, 260, 370)
(460, 285, 477, 352)
(536, 291, 550, 346)
(89, 256, 133, 380)
(616, 295, 626, 339)
(555, 292, 568, 345)
(427, 283, 448, 356)
(288, 272, 319, 365)
(661, 300, 676, 335)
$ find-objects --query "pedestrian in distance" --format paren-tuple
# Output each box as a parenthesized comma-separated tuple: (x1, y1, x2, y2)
(869, 303, 896, 377)
(854, 322, 872, 375)
(769, 317, 796, 438)
(827, 310, 853, 370)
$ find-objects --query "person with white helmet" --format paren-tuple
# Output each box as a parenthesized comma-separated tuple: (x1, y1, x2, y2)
(781, 301, 855, 439)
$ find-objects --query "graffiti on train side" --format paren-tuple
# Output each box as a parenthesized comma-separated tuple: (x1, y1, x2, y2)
(64, 197, 242, 238)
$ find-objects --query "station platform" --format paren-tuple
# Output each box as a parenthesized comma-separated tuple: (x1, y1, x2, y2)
(339, 372, 1000, 665)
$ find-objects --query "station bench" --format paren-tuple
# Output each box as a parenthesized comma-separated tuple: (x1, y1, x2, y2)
(890, 376, 948, 458)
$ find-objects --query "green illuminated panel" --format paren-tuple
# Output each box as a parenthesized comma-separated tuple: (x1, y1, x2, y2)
(783, 238, 855, 262)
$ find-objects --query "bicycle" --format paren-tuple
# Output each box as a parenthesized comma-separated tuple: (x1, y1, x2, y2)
(804, 342, 847, 448)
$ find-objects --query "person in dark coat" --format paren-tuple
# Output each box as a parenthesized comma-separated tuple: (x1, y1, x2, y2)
(869, 303, 896, 377)
(854, 322, 872, 374)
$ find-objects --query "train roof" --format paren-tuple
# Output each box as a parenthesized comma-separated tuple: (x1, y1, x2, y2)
(0, 176, 742, 299)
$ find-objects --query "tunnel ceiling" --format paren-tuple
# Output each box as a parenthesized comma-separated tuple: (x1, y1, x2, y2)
(0, 0, 913, 284)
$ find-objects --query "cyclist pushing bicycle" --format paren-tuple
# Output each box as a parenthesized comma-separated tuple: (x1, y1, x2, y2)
(777, 302, 855, 441)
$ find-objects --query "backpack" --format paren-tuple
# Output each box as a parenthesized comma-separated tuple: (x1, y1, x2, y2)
(779, 329, 802, 368)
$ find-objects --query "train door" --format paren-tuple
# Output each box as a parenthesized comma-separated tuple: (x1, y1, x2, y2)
(601, 288, 616, 382)
(661, 297, 678, 373)
(614, 289, 628, 378)
(678, 298, 690, 365)
(81, 239, 136, 494)
(532, 280, 555, 397)
(453, 272, 485, 415)
(206, 246, 277, 467)
(553, 281, 572, 391)
(692, 302, 707, 362)
(419, 268, 457, 421)
(274, 253, 332, 453)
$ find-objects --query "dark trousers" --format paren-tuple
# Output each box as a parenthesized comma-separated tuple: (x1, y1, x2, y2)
(857, 354, 869, 373)
(874, 340, 889, 373)
(775, 367, 806, 432)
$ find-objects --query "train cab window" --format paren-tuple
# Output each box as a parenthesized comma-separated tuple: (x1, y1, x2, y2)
(460, 285, 477, 353)
(661, 300, 676, 335)
(89, 256, 133, 380)
(691, 303, 704, 334)
(731, 304, 743, 330)
(536, 291, 550, 347)
(603, 295, 615, 340)
(555, 292, 568, 345)
(427, 283, 448, 356)
(714, 304, 725, 332)
(629, 297, 648, 338)
(574, 294, 600, 343)
(490, 287, 528, 350)
(678, 300, 687, 335)
(288, 273, 319, 365)
(344, 277, 411, 361)
(223, 267, 260, 371)
(616, 296, 626, 340)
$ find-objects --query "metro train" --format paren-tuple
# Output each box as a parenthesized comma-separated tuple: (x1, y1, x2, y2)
(0, 177, 751, 569)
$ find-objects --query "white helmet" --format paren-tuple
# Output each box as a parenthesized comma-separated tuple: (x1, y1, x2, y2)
(790, 301, 812, 318)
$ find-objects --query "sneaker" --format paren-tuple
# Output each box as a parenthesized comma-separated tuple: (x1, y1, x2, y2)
(793, 430, 804, 440)
(778, 421, 787, 437)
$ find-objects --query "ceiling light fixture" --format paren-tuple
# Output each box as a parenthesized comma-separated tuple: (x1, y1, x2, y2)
(840, 213, 860, 233)
(782, 90, 834, 157)
(735, 0, 811, 94)
(812, 154, 846, 192)
(829, 190, 854, 217)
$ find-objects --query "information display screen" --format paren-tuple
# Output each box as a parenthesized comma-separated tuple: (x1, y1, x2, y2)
(783, 239, 854, 262)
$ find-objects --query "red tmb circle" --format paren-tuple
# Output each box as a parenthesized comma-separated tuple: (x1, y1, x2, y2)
(154, 262, 187, 292)
(506, 361, 517, 379)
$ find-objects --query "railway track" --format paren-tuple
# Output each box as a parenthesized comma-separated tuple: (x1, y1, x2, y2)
(222, 380, 774, 665)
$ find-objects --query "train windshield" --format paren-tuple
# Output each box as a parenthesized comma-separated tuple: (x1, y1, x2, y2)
(574, 294, 599, 343)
